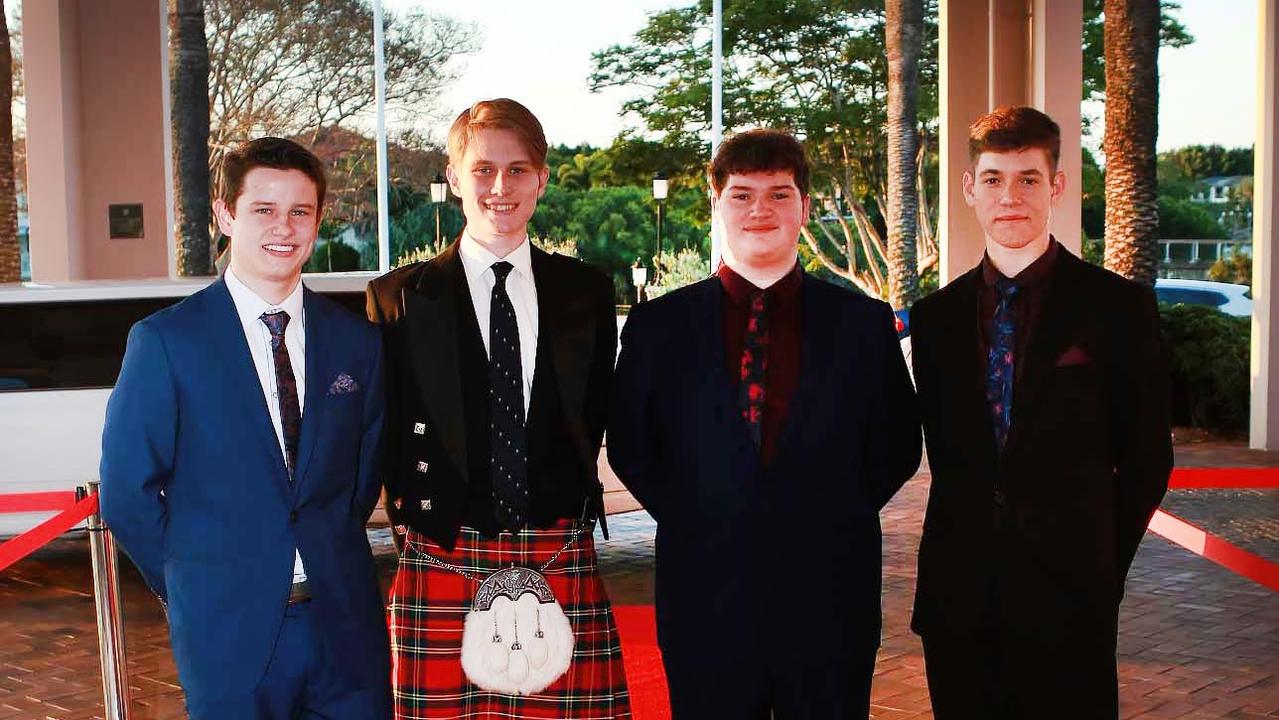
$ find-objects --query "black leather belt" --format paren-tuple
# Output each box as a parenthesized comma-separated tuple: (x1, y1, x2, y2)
(288, 580, 312, 604)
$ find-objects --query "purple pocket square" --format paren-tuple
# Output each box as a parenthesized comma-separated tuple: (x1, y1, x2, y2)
(327, 373, 359, 395)
(1055, 345, 1093, 367)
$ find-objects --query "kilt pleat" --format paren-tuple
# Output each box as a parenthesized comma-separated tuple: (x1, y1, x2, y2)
(389, 520, 632, 719)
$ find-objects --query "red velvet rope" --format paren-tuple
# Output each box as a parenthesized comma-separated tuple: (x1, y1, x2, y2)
(0, 494, 99, 573)
(1148, 509, 1279, 592)
(1168, 467, 1279, 489)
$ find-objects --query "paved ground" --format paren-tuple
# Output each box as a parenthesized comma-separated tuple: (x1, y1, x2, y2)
(2, 443, 1277, 719)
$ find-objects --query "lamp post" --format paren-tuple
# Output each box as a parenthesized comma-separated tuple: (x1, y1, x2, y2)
(652, 171, 668, 275)
(430, 173, 449, 248)
(631, 257, 648, 305)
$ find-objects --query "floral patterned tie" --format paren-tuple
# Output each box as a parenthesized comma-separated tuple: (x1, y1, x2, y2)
(260, 310, 301, 477)
(986, 279, 1018, 453)
(739, 290, 769, 448)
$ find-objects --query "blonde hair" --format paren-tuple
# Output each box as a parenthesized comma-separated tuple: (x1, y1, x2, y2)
(446, 98, 548, 168)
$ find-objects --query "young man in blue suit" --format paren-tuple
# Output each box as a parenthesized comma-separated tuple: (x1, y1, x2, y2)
(608, 129, 921, 718)
(101, 138, 391, 719)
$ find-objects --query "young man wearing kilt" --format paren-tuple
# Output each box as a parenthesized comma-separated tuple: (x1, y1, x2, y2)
(367, 98, 631, 719)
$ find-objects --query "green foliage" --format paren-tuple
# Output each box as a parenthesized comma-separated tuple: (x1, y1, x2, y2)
(305, 238, 362, 272)
(1081, 0, 1193, 103)
(645, 248, 712, 299)
(1158, 144, 1254, 182)
(1159, 304, 1250, 432)
(1081, 147, 1106, 240)
(1207, 251, 1252, 286)
(1158, 196, 1226, 239)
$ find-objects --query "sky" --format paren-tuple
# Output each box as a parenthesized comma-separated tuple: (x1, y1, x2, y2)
(389, 0, 1258, 153)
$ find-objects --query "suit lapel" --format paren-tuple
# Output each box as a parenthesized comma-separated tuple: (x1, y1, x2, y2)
(772, 275, 834, 461)
(531, 248, 594, 463)
(206, 280, 292, 496)
(404, 244, 470, 486)
(291, 287, 328, 494)
(943, 269, 1001, 472)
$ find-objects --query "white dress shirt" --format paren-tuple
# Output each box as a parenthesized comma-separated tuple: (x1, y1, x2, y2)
(224, 267, 308, 583)
(458, 232, 539, 418)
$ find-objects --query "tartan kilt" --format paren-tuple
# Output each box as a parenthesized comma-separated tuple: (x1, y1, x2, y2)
(389, 520, 632, 719)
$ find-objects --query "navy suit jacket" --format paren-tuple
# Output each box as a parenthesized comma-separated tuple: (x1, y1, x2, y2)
(100, 279, 390, 701)
(608, 274, 921, 666)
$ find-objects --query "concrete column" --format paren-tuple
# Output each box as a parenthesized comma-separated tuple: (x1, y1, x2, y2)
(22, 0, 172, 281)
(939, 0, 1084, 284)
(1251, 0, 1278, 450)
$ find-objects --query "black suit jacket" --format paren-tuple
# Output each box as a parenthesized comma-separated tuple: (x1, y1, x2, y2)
(366, 241, 616, 549)
(910, 248, 1172, 648)
(608, 274, 920, 664)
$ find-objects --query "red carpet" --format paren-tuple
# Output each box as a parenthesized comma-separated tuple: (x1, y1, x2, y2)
(613, 605, 671, 719)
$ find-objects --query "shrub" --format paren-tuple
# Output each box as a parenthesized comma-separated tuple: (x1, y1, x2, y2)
(1158, 304, 1250, 432)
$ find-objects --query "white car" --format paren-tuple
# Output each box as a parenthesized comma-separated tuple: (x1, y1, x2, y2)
(1154, 278, 1253, 317)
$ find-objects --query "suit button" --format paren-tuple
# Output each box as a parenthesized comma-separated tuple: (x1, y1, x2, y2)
(993, 490, 1006, 506)
(289, 510, 299, 522)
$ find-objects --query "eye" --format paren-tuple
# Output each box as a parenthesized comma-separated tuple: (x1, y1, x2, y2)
(290, 208, 311, 217)
(255, 207, 273, 215)
(1021, 177, 1039, 185)
(983, 178, 1000, 186)
(731, 193, 749, 201)
(772, 192, 791, 200)
(474, 167, 492, 175)
(509, 167, 525, 175)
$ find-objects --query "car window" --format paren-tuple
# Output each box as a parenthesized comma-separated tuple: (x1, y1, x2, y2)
(1156, 288, 1228, 307)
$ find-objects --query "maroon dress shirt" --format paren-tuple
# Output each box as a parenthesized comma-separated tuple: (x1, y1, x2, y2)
(979, 237, 1060, 383)
(718, 263, 804, 465)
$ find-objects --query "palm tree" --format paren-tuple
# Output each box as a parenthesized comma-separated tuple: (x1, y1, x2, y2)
(170, 0, 212, 276)
(1102, 0, 1160, 286)
(884, 0, 924, 308)
(0, 2, 20, 283)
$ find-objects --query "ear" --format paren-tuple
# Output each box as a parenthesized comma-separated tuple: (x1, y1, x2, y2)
(446, 165, 461, 195)
(213, 198, 236, 237)
(1050, 169, 1067, 205)
(961, 170, 977, 207)
(536, 165, 550, 199)
(800, 193, 812, 220)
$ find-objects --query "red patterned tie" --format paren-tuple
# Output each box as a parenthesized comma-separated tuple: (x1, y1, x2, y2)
(738, 290, 769, 448)
(261, 311, 301, 477)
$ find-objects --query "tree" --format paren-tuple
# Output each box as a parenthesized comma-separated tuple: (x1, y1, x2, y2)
(1082, 0, 1191, 102)
(0, 0, 17, 282)
(171, 0, 213, 277)
(1102, 0, 1161, 286)
(590, 0, 940, 300)
(884, 0, 923, 309)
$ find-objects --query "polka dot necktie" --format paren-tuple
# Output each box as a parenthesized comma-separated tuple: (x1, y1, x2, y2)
(985, 279, 1019, 453)
(738, 290, 770, 448)
(488, 261, 528, 531)
(260, 310, 301, 478)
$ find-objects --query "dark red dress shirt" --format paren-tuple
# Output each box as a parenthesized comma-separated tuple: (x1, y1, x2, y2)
(979, 236, 1060, 383)
(718, 263, 804, 465)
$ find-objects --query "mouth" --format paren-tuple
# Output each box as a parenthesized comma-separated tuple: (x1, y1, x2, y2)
(994, 215, 1028, 223)
(262, 243, 300, 257)
(743, 225, 779, 233)
(484, 201, 518, 214)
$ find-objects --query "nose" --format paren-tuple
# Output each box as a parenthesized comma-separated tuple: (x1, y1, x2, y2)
(998, 184, 1021, 205)
(749, 196, 771, 216)
(491, 172, 507, 196)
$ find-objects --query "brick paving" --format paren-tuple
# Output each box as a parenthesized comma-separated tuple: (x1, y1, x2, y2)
(3, 445, 1278, 719)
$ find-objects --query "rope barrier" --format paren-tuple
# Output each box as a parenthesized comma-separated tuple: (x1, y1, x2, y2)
(1168, 467, 1279, 489)
(1148, 509, 1279, 592)
(0, 493, 100, 573)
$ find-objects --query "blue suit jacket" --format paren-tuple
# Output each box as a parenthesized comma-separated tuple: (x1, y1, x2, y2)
(608, 274, 921, 668)
(100, 278, 389, 701)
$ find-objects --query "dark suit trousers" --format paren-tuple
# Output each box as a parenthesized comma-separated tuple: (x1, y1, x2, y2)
(184, 602, 391, 720)
(922, 632, 1118, 720)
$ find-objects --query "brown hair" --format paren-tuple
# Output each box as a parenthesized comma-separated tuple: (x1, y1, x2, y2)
(219, 137, 327, 213)
(968, 106, 1061, 171)
(708, 129, 811, 196)
(447, 98, 548, 168)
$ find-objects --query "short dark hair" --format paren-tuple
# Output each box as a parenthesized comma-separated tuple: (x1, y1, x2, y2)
(447, 98, 548, 168)
(709, 128, 811, 196)
(968, 106, 1061, 171)
(219, 137, 327, 213)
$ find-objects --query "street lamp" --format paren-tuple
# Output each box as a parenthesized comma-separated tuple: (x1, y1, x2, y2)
(652, 171, 668, 274)
(631, 257, 648, 305)
(430, 173, 449, 248)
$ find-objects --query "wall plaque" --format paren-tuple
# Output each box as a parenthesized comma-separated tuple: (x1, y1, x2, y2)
(108, 204, 144, 239)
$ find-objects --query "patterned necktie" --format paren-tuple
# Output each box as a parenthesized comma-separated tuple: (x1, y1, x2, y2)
(985, 279, 1019, 453)
(488, 261, 529, 531)
(260, 310, 301, 477)
(738, 290, 770, 448)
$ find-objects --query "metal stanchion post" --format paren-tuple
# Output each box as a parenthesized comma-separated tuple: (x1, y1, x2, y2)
(84, 481, 132, 720)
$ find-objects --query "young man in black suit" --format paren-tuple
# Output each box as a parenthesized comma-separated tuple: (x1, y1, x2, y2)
(609, 129, 921, 718)
(366, 98, 630, 719)
(909, 106, 1173, 719)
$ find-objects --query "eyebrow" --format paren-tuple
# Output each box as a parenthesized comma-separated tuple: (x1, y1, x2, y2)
(978, 168, 1043, 177)
(249, 201, 316, 209)
(726, 184, 796, 192)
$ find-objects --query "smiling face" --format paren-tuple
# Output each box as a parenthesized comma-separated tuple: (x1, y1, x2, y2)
(447, 127, 549, 255)
(714, 170, 811, 276)
(216, 167, 319, 302)
(963, 147, 1065, 257)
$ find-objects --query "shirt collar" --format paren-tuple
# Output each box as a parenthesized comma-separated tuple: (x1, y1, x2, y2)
(459, 231, 534, 284)
(225, 266, 305, 330)
(981, 235, 1060, 290)
(718, 261, 804, 307)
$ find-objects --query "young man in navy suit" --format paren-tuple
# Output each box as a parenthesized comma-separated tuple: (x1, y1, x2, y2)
(101, 138, 391, 719)
(909, 107, 1172, 718)
(608, 129, 921, 718)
